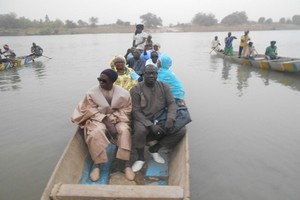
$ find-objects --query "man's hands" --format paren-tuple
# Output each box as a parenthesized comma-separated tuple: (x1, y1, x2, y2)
(150, 125, 165, 137)
(103, 117, 117, 144)
(164, 118, 174, 133)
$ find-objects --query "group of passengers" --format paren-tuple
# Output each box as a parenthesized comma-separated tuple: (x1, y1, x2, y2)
(211, 30, 279, 60)
(71, 24, 188, 182)
(0, 43, 43, 64)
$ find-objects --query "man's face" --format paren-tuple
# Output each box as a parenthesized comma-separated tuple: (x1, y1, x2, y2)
(151, 52, 159, 62)
(144, 65, 158, 86)
(97, 74, 113, 90)
(133, 50, 140, 59)
(114, 58, 125, 71)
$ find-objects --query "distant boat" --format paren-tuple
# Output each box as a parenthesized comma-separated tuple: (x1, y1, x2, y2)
(0, 55, 40, 71)
(213, 50, 300, 72)
(41, 127, 190, 200)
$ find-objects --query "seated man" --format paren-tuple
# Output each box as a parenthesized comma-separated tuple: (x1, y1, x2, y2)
(242, 42, 257, 60)
(130, 64, 186, 172)
(211, 36, 222, 52)
(265, 41, 278, 60)
(30, 42, 43, 56)
(1, 44, 16, 62)
(127, 49, 145, 81)
(71, 69, 135, 181)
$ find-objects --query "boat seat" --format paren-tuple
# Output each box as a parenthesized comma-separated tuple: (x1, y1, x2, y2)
(50, 184, 184, 200)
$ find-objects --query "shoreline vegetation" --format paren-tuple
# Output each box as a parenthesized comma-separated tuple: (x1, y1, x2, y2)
(1, 24, 300, 36)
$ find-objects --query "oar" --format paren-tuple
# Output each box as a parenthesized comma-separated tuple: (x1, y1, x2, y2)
(209, 44, 219, 54)
(42, 55, 52, 59)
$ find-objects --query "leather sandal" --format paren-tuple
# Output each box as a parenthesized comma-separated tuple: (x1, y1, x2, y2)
(90, 167, 100, 181)
(124, 167, 135, 181)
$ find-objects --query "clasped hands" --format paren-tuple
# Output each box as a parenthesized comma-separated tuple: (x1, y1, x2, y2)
(150, 118, 174, 136)
(103, 117, 117, 144)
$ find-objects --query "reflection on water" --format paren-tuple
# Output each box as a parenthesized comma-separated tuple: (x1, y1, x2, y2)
(236, 64, 252, 97)
(217, 58, 300, 96)
(253, 68, 300, 91)
(221, 59, 233, 82)
(0, 68, 22, 91)
(31, 61, 47, 79)
(0, 61, 46, 92)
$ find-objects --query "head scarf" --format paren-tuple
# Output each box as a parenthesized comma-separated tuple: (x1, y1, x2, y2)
(100, 69, 118, 83)
(157, 54, 185, 100)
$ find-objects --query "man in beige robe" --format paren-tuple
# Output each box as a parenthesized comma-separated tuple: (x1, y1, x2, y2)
(71, 69, 134, 181)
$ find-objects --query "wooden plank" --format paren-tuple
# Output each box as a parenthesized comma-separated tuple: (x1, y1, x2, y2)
(50, 184, 184, 200)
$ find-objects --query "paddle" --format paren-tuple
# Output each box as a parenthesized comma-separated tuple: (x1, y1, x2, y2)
(209, 44, 219, 54)
(42, 55, 52, 59)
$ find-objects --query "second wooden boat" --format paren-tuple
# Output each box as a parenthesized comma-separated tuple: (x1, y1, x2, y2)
(213, 50, 300, 72)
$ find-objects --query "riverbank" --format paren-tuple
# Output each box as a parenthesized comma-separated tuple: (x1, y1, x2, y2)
(1, 23, 300, 36)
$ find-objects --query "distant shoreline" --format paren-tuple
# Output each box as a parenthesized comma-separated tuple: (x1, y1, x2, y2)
(1, 24, 300, 36)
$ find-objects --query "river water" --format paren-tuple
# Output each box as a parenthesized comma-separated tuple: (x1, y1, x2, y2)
(0, 30, 300, 200)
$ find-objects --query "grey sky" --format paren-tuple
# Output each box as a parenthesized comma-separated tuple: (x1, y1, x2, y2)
(1, 0, 300, 25)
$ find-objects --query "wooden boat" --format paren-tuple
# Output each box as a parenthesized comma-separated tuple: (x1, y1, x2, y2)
(41, 127, 190, 200)
(0, 55, 39, 71)
(213, 50, 300, 72)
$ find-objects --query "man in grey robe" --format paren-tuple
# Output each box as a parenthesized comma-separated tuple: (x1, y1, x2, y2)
(130, 64, 186, 172)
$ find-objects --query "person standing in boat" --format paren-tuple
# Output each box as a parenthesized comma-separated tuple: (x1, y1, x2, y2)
(211, 36, 222, 52)
(30, 42, 43, 57)
(132, 24, 147, 54)
(71, 69, 135, 182)
(130, 64, 186, 172)
(238, 30, 251, 58)
(224, 32, 237, 56)
(0, 44, 16, 62)
(265, 41, 278, 60)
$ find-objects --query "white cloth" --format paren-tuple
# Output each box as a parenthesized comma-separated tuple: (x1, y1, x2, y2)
(211, 39, 221, 51)
(133, 32, 147, 50)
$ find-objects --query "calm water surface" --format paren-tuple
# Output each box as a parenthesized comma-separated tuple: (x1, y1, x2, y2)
(1, 31, 300, 200)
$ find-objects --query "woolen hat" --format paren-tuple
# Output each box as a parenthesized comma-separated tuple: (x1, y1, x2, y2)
(100, 69, 118, 83)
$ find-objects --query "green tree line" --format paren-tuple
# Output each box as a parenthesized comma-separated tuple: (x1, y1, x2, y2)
(0, 11, 299, 34)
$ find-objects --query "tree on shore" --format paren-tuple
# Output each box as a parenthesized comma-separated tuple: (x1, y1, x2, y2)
(78, 20, 88, 27)
(258, 17, 265, 24)
(265, 18, 273, 24)
(65, 20, 77, 28)
(192, 12, 218, 26)
(116, 19, 130, 26)
(140, 13, 162, 28)
(221, 11, 248, 25)
(89, 17, 98, 27)
(292, 15, 300, 25)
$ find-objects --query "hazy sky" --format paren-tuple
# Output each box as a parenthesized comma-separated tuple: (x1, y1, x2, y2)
(1, 0, 300, 25)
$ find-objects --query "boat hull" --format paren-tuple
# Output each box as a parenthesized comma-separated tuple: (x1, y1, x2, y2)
(214, 51, 300, 72)
(0, 55, 37, 71)
(41, 127, 190, 200)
